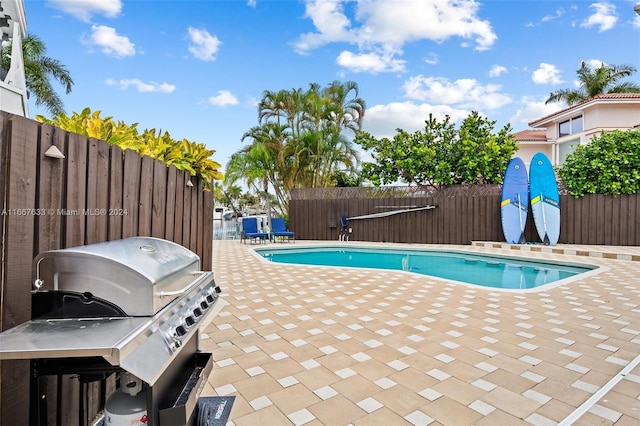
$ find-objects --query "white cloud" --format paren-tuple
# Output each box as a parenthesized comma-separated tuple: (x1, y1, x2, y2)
(49, 0, 122, 22)
(509, 97, 564, 128)
(106, 79, 175, 93)
(542, 8, 565, 23)
(362, 102, 470, 139)
(207, 90, 239, 106)
(489, 65, 507, 77)
(188, 28, 222, 61)
(336, 50, 406, 73)
(247, 0, 257, 7)
(362, 102, 469, 138)
(89, 25, 135, 58)
(294, 0, 497, 73)
(634, 14, 640, 29)
(424, 53, 438, 65)
(581, 2, 617, 32)
(402, 75, 511, 110)
(532, 63, 563, 85)
(585, 58, 606, 69)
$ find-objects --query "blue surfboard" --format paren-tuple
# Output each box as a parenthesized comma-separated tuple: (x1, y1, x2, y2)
(501, 157, 529, 244)
(529, 152, 560, 245)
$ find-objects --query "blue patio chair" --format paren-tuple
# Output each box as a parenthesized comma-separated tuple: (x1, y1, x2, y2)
(271, 217, 295, 243)
(241, 217, 269, 244)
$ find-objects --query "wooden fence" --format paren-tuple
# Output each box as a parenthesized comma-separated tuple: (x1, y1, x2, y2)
(289, 186, 640, 246)
(0, 113, 213, 425)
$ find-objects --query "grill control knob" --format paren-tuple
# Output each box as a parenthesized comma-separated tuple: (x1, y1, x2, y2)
(206, 295, 215, 304)
(185, 316, 195, 327)
(193, 308, 203, 317)
(175, 325, 187, 337)
(201, 301, 209, 310)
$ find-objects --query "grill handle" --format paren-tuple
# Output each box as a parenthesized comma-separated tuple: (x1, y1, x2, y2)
(154, 271, 210, 298)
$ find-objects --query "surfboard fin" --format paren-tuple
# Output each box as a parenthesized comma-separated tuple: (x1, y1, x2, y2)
(518, 232, 526, 244)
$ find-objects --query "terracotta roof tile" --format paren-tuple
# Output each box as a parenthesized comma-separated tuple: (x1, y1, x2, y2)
(513, 129, 547, 141)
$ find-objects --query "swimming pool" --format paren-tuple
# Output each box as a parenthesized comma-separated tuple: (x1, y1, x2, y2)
(256, 246, 596, 290)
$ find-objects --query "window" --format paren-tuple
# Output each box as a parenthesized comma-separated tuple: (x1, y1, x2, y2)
(559, 115, 583, 137)
(559, 139, 580, 164)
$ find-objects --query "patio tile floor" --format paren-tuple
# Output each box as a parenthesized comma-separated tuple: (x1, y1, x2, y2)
(201, 240, 640, 425)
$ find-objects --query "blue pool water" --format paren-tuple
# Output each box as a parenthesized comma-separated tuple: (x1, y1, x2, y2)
(257, 247, 594, 289)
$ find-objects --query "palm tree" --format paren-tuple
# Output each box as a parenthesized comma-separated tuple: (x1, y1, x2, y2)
(1, 33, 74, 116)
(545, 61, 640, 106)
(325, 80, 366, 135)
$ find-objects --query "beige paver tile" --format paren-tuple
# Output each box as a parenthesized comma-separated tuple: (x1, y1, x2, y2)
(295, 366, 340, 389)
(373, 385, 428, 416)
(535, 394, 581, 422)
(431, 377, 486, 406)
(421, 395, 484, 425)
(261, 357, 306, 379)
(234, 404, 292, 426)
(350, 358, 397, 381)
(473, 408, 523, 425)
(481, 387, 541, 419)
(611, 415, 640, 426)
(572, 411, 617, 425)
(267, 383, 322, 415)
(389, 368, 439, 392)
(225, 394, 253, 421)
(208, 364, 248, 387)
(307, 394, 366, 425)
(352, 406, 408, 425)
(440, 360, 487, 382)
(317, 350, 359, 371)
(597, 390, 640, 420)
(232, 349, 274, 369)
(232, 373, 282, 402)
(482, 369, 539, 394)
(332, 375, 379, 403)
(530, 362, 582, 385)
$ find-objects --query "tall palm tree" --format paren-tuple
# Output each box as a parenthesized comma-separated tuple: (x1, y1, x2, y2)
(325, 80, 366, 134)
(1, 33, 74, 116)
(545, 61, 640, 106)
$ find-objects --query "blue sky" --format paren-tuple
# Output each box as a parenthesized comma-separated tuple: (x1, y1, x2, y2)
(24, 0, 640, 173)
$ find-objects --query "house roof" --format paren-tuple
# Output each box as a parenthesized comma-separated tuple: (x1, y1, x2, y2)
(529, 93, 640, 128)
(513, 129, 547, 142)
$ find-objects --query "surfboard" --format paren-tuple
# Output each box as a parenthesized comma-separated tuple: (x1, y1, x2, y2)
(529, 152, 560, 245)
(500, 157, 529, 244)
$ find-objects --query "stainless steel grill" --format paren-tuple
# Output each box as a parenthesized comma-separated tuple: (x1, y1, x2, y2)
(0, 237, 223, 425)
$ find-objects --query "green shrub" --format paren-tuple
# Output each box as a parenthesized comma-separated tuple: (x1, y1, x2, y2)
(558, 129, 640, 196)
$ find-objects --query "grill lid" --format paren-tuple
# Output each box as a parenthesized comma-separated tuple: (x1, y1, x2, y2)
(33, 237, 201, 316)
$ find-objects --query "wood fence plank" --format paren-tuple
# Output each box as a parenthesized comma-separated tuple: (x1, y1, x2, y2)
(189, 179, 199, 253)
(108, 145, 124, 241)
(151, 161, 167, 238)
(165, 166, 178, 241)
(35, 123, 66, 253)
(122, 150, 141, 238)
(173, 170, 185, 245)
(202, 181, 214, 270)
(64, 132, 88, 247)
(195, 179, 204, 260)
(182, 173, 192, 248)
(138, 156, 154, 237)
(86, 138, 110, 244)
